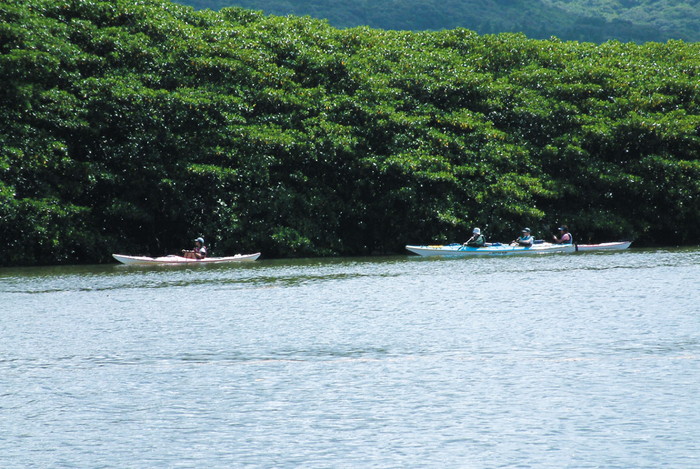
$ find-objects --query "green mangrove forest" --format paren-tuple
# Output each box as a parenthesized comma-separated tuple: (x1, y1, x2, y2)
(1, 0, 699, 265)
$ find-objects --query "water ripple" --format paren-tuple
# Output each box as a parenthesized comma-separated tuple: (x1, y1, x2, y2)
(1, 247, 699, 469)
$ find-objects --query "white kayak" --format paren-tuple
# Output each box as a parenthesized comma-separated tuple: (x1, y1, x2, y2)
(406, 243, 575, 257)
(112, 253, 261, 265)
(575, 241, 632, 252)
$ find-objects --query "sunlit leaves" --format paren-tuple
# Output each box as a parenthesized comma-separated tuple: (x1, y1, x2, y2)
(0, 0, 699, 265)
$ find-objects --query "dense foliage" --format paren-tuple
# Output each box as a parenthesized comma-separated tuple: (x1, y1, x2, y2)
(1, 0, 699, 266)
(178, 0, 700, 43)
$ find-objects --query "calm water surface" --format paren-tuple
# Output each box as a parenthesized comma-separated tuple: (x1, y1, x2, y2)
(1, 248, 699, 468)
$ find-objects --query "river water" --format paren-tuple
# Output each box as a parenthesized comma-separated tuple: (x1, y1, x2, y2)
(1, 248, 699, 468)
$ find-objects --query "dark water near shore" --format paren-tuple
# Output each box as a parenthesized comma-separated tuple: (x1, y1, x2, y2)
(2, 248, 699, 468)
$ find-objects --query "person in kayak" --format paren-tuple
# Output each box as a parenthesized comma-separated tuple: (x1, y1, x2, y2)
(512, 228, 534, 246)
(463, 228, 486, 247)
(552, 226, 573, 244)
(183, 237, 207, 259)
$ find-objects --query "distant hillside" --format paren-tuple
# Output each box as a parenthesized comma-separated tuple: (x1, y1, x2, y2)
(176, 0, 699, 43)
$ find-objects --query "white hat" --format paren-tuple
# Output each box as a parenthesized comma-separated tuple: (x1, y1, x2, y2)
(473, 228, 481, 235)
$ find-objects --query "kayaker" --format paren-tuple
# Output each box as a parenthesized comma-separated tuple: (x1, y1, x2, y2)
(183, 237, 207, 259)
(464, 228, 486, 247)
(552, 226, 573, 244)
(512, 228, 533, 246)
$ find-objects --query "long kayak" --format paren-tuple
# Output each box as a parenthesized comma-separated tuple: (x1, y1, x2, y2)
(405, 243, 575, 257)
(406, 240, 632, 257)
(112, 253, 261, 265)
(575, 241, 632, 251)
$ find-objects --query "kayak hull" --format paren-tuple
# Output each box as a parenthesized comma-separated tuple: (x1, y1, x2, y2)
(112, 253, 260, 265)
(405, 243, 575, 257)
(575, 241, 632, 251)
(406, 240, 632, 257)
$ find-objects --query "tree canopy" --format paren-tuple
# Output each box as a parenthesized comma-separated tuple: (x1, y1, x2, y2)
(1, 0, 699, 266)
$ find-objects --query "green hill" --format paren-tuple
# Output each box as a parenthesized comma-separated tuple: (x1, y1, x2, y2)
(1, 0, 699, 266)
(177, 0, 700, 43)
